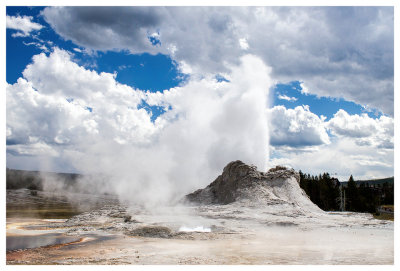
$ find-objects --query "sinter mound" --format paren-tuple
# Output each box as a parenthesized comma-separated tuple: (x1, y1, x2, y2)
(185, 160, 322, 213)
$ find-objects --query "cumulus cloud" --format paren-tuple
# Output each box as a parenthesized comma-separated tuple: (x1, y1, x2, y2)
(42, 6, 393, 115)
(7, 48, 160, 150)
(6, 47, 394, 192)
(6, 15, 43, 37)
(42, 7, 163, 53)
(7, 49, 271, 208)
(267, 106, 394, 180)
(268, 105, 330, 147)
(270, 137, 393, 181)
(327, 109, 394, 149)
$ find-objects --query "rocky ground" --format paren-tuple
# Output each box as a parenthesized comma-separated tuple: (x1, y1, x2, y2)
(6, 204, 393, 264)
(6, 161, 394, 264)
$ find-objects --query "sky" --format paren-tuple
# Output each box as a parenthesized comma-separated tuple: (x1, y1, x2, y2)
(5, 6, 394, 194)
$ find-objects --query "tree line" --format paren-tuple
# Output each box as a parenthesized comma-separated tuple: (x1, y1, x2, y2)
(299, 171, 394, 213)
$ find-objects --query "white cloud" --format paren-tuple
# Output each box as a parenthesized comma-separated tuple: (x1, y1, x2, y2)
(299, 82, 309, 94)
(269, 137, 393, 181)
(7, 142, 59, 157)
(22, 41, 49, 52)
(268, 105, 330, 147)
(177, 60, 192, 74)
(268, 107, 394, 180)
(239, 38, 249, 50)
(6, 15, 43, 37)
(327, 109, 394, 149)
(6, 46, 394, 199)
(7, 49, 158, 152)
(42, 6, 393, 115)
(277, 94, 297, 102)
(12, 32, 28, 38)
(7, 50, 272, 208)
(327, 110, 377, 138)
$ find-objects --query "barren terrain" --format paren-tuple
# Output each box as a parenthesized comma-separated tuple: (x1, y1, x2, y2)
(6, 163, 394, 265)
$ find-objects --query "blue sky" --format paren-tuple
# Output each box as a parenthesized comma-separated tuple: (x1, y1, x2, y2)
(6, 6, 393, 181)
(271, 81, 383, 121)
(6, 7, 185, 93)
(6, 6, 383, 122)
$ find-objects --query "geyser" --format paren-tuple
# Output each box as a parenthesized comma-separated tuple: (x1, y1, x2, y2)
(69, 55, 273, 208)
(7, 48, 272, 209)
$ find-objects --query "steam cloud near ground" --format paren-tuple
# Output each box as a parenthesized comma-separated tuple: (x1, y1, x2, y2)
(7, 50, 272, 209)
(79, 54, 272, 208)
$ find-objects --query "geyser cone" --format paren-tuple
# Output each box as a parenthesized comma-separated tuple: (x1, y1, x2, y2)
(185, 160, 322, 213)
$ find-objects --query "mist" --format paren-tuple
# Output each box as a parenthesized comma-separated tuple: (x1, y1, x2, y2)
(7, 50, 272, 209)
(71, 55, 272, 208)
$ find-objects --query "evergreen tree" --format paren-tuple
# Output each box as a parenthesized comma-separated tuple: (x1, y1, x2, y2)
(299, 170, 393, 214)
(346, 175, 358, 211)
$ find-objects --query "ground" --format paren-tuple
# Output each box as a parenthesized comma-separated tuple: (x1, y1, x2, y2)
(6, 189, 394, 265)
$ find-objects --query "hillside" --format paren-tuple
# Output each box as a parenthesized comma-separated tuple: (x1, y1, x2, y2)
(355, 177, 394, 185)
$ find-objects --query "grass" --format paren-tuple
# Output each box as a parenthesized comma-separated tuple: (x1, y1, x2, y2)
(373, 212, 394, 221)
(373, 205, 394, 221)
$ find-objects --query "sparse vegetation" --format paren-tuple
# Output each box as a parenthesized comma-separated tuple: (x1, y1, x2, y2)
(373, 212, 394, 221)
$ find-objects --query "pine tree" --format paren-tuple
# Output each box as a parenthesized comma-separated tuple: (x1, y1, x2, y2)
(346, 175, 359, 211)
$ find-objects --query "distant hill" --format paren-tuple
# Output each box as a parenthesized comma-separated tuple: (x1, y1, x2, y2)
(356, 177, 394, 185)
(6, 168, 81, 190)
(341, 177, 394, 187)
